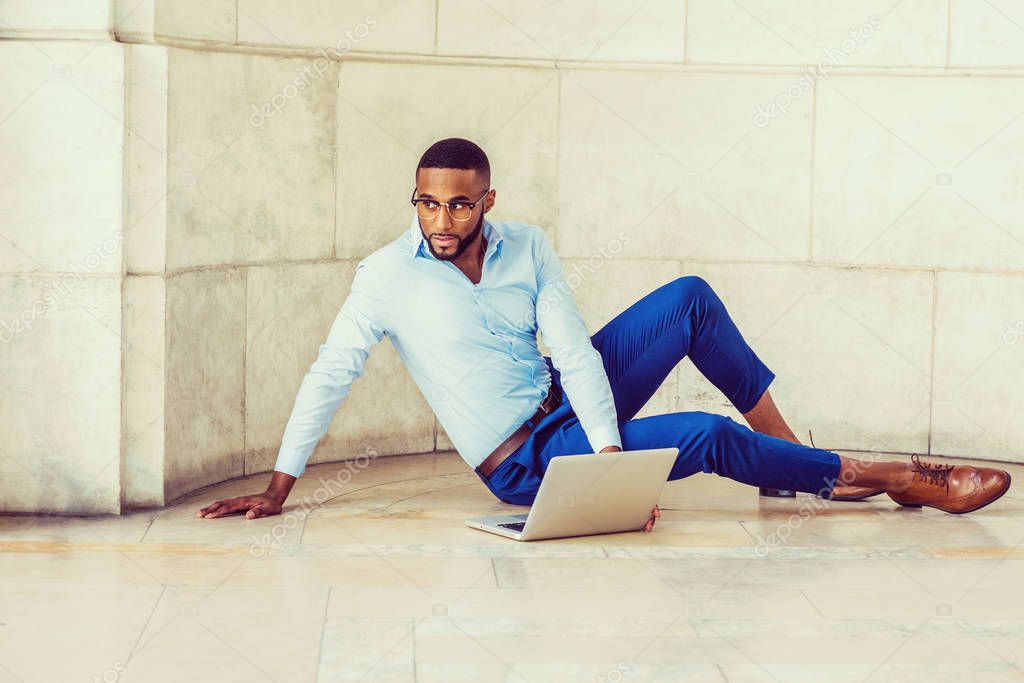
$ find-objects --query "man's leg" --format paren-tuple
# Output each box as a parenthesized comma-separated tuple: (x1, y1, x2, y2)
(501, 274, 781, 503)
(523, 409, 1010, 514)
(742, 389, 799, 442)
(587, 275, 876, 499)
(742, 389, 886, 500)
(588, 275, 775, 422)
(498, 276, 1011, 512)
(586, 275, 798, 496)
(529, 407, 841, 494)
(740, 389, 801, 497)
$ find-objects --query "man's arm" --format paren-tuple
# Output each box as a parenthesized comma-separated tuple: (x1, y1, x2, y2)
(197, 258, 389, 519)
(533, 229, 621, 453)
(273, 259, 390, 479)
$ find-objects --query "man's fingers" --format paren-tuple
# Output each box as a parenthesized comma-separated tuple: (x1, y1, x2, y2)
(246, 504, 265, 520)
(201, 498, 247, 519)
(196, 500, 223, 517)
(199, 502, 226, 518)
(202, 505, 228, 519)
(641, 505, 661, 532)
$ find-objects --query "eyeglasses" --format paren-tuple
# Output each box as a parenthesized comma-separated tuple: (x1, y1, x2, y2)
(410, 187, 490, 222)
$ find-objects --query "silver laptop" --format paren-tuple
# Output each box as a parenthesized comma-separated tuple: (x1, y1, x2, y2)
(465, 448, 678, 541)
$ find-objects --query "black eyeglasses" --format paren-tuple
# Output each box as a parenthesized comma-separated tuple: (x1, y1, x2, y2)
(410, 187, 490, 222)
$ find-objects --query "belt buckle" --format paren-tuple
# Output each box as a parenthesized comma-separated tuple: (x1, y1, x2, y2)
(525, 388, 554, 431)
(540, 384, 558, 414)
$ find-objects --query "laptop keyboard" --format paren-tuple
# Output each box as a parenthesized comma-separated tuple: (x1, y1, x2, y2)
(497, 522, 526, 531)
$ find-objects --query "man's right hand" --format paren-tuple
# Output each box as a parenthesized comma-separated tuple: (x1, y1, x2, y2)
(196, 493, 283, 519)
(196, 470, 297, 519)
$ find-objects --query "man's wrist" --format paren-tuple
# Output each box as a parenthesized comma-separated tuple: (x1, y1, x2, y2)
(264, 489, 288, 505)
(599, 445, 622, 453)
(265, 470, 297, 505)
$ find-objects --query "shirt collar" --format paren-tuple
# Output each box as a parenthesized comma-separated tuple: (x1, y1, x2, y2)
(408, 214, 503, 262)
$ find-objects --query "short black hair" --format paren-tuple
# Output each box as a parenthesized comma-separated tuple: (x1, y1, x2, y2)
(416, 137, 490, 185)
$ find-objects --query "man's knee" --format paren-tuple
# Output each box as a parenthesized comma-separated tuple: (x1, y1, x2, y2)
(697, 411, 734, 441)
(674, 274, 711, 292)
(691, 412, 740, 474)
(670, 275, 715, 305)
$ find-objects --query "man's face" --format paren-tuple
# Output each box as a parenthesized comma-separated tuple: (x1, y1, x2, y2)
(414, 167, 493, 261)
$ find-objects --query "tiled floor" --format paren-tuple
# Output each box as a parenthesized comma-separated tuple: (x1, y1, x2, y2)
(1, 450, 1022, 682)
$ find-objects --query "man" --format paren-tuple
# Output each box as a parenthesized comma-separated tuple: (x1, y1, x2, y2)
(197, 138, 1012, 525)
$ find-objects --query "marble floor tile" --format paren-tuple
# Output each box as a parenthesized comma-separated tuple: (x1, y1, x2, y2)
(1, 450, 1021, 682)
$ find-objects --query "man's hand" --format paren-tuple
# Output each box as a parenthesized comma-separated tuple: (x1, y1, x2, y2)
(196, 493, 283, 519)
(196, 471, 296, 520)
(599, 445, 622, 453)
(643, 504, 661, 532)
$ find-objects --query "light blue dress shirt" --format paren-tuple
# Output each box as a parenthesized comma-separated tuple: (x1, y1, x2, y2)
(273, 214, 622, 477)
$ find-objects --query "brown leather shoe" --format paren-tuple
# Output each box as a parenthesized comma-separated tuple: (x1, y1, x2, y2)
(827, 484, 886, 501)
(887, 453, 1012, 514)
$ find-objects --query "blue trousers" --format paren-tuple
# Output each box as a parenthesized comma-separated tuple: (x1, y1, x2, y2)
(477, 276, 843, 506)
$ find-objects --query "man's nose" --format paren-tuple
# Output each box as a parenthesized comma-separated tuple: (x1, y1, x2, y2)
(434, 207, 454, 231)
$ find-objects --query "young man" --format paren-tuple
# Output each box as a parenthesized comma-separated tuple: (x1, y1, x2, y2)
(198, 138, 1012, 526)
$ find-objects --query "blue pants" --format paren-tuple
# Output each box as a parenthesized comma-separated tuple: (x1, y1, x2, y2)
(477, 276, 843, 506)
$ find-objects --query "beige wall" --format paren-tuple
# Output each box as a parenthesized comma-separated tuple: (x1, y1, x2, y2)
(2, 0, 1022, 513)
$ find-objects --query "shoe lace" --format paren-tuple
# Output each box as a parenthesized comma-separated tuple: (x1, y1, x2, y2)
(910, 453, 955, 493)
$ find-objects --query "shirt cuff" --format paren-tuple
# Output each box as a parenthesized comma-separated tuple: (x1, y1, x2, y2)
(586, 424, 622, 453)
(273, 452, 306, 479)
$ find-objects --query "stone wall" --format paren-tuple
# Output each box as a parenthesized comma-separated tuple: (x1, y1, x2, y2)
(2, 0, 1021, 513)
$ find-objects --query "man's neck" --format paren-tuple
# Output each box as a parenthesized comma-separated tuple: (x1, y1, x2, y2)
(453, 235, 487, 284)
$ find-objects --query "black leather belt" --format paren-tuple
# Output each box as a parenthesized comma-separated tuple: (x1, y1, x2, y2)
(475, 383, 561, 478)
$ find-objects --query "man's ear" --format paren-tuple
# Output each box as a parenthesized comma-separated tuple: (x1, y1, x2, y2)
(484, 189, 496, 213)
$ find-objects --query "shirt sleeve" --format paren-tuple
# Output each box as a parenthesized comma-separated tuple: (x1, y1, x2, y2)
(533, 229, 622, 452)
(273, 258, 390, 478)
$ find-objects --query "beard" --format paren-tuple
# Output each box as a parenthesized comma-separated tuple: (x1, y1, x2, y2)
(421, 211, 484, 261)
